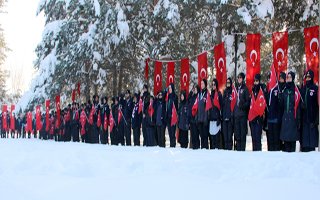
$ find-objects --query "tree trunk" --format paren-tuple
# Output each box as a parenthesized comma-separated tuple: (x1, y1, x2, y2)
(112, 64, 118, 97)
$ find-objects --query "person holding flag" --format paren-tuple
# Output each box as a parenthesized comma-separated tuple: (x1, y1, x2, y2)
(145, 95, 156, 146)
(70, 102, 80, 142)
(209, 79, 223, 149)
(165, 83, 178, 148)
(123, 90, 134, 146)
(178, 90, 189, 148)
(141, 84, 150, 146)
(188, 85, 200, 149)
(248, 74, 267, 151)
(222, 78, 235, 150)
(132, 93, 142, 146)
(196, 79, 210, 149)
(154, 91, 167, 147)
(100, 96, 110, 145)
(234, 72, 250, 151)
(280, 71, 301, 152)
(300, 70, 319, 152)
(110, 97, 120, 145)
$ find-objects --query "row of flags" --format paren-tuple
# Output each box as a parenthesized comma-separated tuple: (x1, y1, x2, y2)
(145, 26, 319, 95)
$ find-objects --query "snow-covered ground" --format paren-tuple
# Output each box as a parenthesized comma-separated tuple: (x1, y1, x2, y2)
(0, 139, 319, 200)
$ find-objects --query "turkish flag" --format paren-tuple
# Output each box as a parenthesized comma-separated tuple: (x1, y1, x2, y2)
(55, 95, 61, 128)
(72, 90, 76, 102)
(248, 95, 257, 121)
(148, 98, 154, 117)
(213, 91, 221, 110)
(45, 100, 50, 131)
(154, 61, 162, 96)
(2, 105, 7, 131)
(89, 105, 94, 125)
(118, 107, 122, 125)
(171, 103, 178, 126)
(180, 57, 190, 97)
(26, 111, 33, 133)
(138, 98, 143, 114)
(191, 97, 198, 116)
(109, 112, 115, 133)
(246, 34, 261, 93)
(77, 82, 81, 97)
(103, 112, 108, 131)
(304, 26, 319, 83)
(80, 109, 86, 135)
(294, 86, 301, 118)
(205, 90, 212, 111)
(97, 110, 101, 127)
(166, 62, 175, 87)
(268, 63, 278, 92)
(36, 105, 42, 131)
(254, 88, 266, 116)
(214, 43, 227, 93)
(273, 31, 288, 74)
(10, 105, 15, 131)
(145, 58, 150, 80)
(198, 52, 208, 86)
(231, 85, 238, 112)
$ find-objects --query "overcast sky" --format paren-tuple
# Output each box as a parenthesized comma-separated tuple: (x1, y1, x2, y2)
(0, 0, 45, 94)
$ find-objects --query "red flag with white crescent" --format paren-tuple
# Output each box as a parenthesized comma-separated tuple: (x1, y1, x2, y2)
(2, 105, 7, 131)
(205, 90, 212, 111)
(213, 91, 221, 110)
(80, 109, 86, 135)
(138, 98, 143, 114)
(246, 34, 261, 93)
(214, 42, 227, 93)
(118, 107, 122, 125)
(180, 58, 190, 97)
(304, 26, 319, 84)
(89, 105, 94, 125)
(154, 61, 162, 96)
(191, 97, 198, 116)
(26, 111, 33, 133)
(166, 62, 175, 87)
(77, 82, 81, 97)
(103, 112, 108, 131)
(36, 105, 42, 131)
(148, 98, 154, 117)
(72, 90, 76, 102)
(294, 86, 301, 118)
(248, 94, 257, 121)
(198, 52, 208, 86)
(255, 88, 266, 116)
(97, 110, 101, 127)
(273, 31, 288, 74)
(45, 100, 50, 131)
(10, 104, 15, 131)
(171, 103, 178, 126)
(231, 85, 238, 112)
(55, 95, 61, 127)
(268, 63, 278, 92)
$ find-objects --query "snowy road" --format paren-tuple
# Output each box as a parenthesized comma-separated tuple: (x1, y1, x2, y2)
(0, 139, 319, 200)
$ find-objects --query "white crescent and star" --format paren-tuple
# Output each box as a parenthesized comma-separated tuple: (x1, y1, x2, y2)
(182, 73, 188, 86)
(200, 68, 207, 78)
(169, 75, 174, 84)
(250, 50, 258, 66)
(218, 58, 224, 72)
(310, 38, 319, 57)
(156, 74, 161, 86)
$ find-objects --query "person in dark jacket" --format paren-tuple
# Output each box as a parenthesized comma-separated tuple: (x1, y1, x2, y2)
(70, 102, 80, 142)
(178, 90, 189, 148)
(110, 97, 120, 145)
(91, 95, 100, 144)
(145, 95, 156, 146)
(188, 85, 200, 149)
(280, 71, 301, 152)
(141, 84, 150, 146)
(266, 72, 286, 151)
(154, 91, 166, 147)
(209, 79, 223, 149)
(234, 72, 250, 151)
(166, 83, 178, 148)
(249, 74, 267, 151)
(117, 94, 126, 145)
(300, 70, 319, 152)
(100, 96, 110, 144)
(64, 105, 72, 142)
(222, 78, 234, 150)
(197, 79, 209, 149)
(132, 93, 142, 146)
(123, 90, 134, 146)
(16, 114, 23, 138)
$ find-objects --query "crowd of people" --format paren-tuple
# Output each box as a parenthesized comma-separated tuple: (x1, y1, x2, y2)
(0, 69, 319, 152)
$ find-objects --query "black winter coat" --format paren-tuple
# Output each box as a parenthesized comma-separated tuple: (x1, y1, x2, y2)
(178, 100, 189, 131)
(222, 87, 233, 121)
(209, 89, 222, 122)
(234, 83, 250, 118)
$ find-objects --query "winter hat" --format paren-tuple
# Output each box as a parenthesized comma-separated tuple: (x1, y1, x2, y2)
(288, 71, 295, 81)
(279, 72, 286, 81)
(238, 72, 245, 80)
(306, 70, 314, 80)
(254, 74, 261, 82)
(143, 84, 148, 91)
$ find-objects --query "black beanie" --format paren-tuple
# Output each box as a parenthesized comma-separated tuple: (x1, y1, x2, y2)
(279, 72, 286, 81)
(202, 79, 208, 88)
(238, 72, 245, 80)
(306, 70, 314, 79)
(254, 74, 261, 82)
(288, 71, 295, 81)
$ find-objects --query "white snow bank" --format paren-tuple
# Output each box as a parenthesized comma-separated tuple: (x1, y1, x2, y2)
(0, 140, 319, 200)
